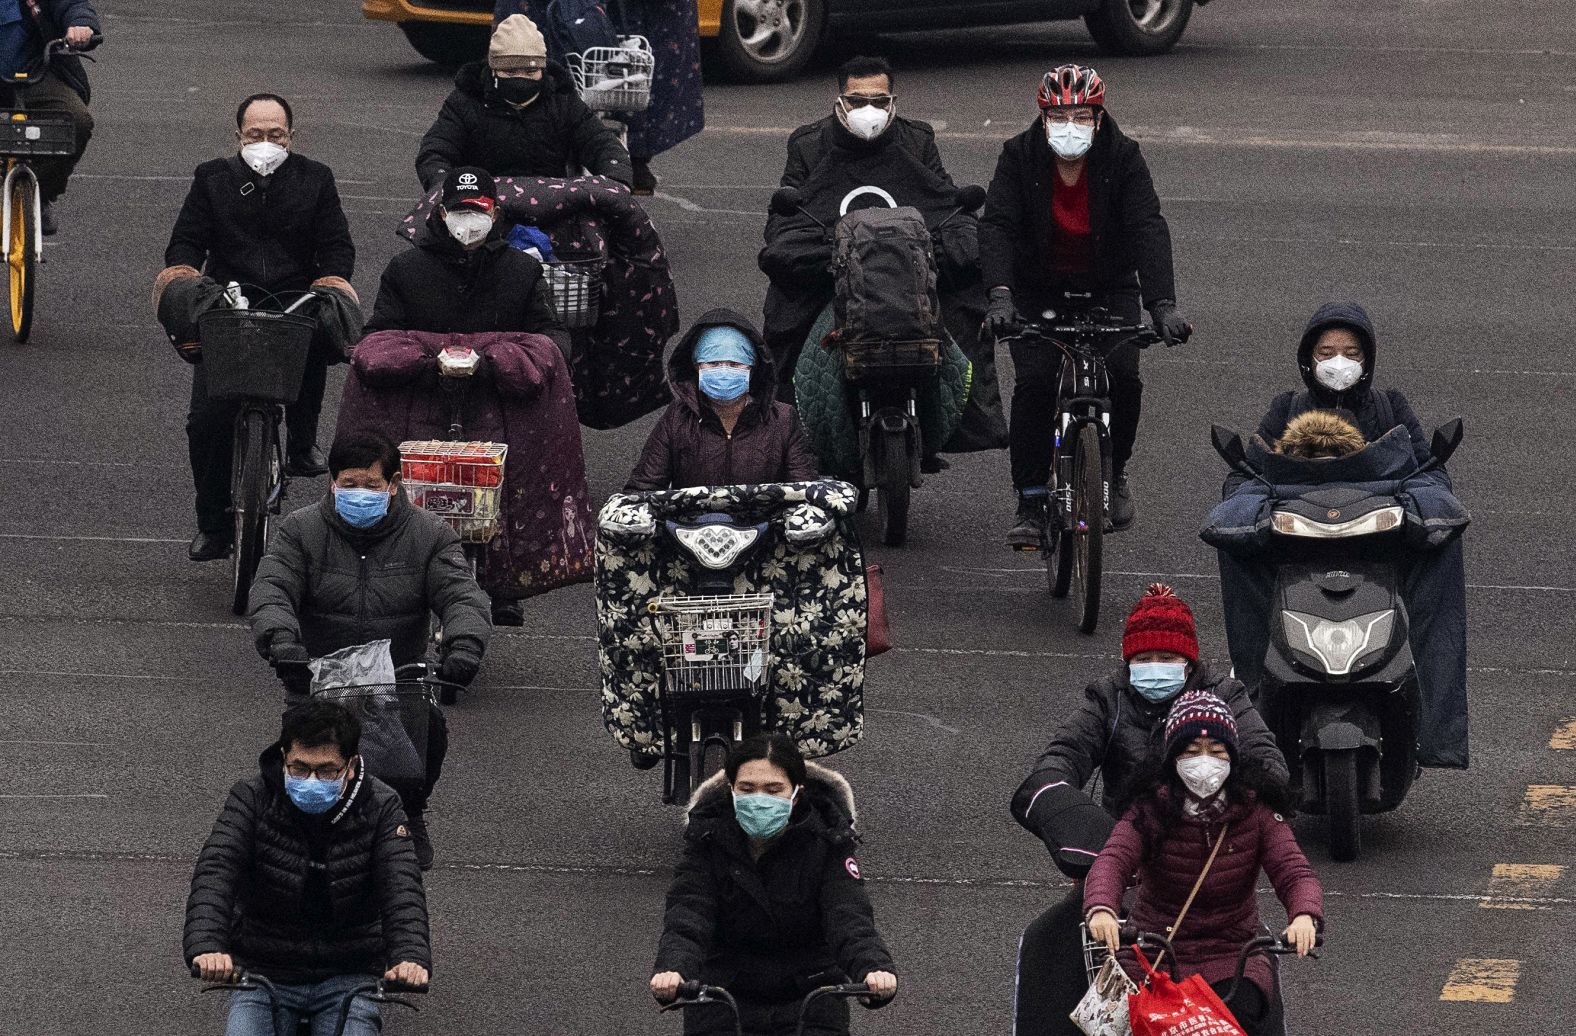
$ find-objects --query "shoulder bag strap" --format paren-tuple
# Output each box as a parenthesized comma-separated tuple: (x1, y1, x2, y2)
(1151, 821, 1228, 974)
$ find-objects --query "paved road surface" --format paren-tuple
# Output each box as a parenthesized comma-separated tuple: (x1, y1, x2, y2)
(1, 1, 1573, 1033)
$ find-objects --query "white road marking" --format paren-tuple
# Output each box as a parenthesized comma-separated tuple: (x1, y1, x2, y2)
(0, 739, 113, 747)
(932, 566, 1576, 594)
(0, 533, 187, 544)
(866, 707, 961, 734)
(0, 793, 107, 800)
(651, 190, 760, 216)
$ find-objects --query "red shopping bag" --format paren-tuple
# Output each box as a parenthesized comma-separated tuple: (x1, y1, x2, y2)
(1127, 946, 1247, 1036)
(865, 563, 893, 657)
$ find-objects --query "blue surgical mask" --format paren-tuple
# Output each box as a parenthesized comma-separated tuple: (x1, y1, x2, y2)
(283, 772, 346, 814)
(733, 789, 797, 840)
(1129, 661, 1189, 703)
(698, 367, 750, 403)
(333, 487, 391, 529)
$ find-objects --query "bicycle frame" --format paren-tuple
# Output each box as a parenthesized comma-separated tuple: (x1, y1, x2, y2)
(1049, 335, 1115, 528)
(0, 163, 40, 266)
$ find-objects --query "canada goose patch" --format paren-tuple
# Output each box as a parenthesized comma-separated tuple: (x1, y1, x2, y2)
(845, 857, 862, 880)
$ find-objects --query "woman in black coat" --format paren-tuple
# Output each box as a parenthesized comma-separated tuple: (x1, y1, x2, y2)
(651, 736, 897, 1035)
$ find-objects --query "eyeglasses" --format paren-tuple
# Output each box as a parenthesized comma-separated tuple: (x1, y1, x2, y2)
(1043, 109, 1097, 127)
(840, 93, 894, 110)
(285, 761, 349, 781)
(239, 129, 291, 145)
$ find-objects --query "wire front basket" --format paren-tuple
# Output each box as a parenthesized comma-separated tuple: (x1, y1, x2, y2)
(569, 36, 654, 114)
(543, 255, 604, 330)
(651, 593, 774, 698)
(197, 308, 316, 404)
(311, 683, 434, 785)
(399, 440, 508, 543)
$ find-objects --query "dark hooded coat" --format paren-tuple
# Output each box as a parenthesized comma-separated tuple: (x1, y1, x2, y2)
(654, 764, 894, 1003)
(624, 309, 818, 491)
(1243, 302, 1436, 482)
(182, 744, 431, 984)
(1010, 663, 1287, 879)
(979, 113, 1176, 312)
(11, 0, 99, 102)
(415, 61, 631, 189)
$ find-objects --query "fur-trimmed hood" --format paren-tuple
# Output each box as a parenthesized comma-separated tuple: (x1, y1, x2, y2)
(684, 760, 858, 845)
(1274, 409, 1367, 459)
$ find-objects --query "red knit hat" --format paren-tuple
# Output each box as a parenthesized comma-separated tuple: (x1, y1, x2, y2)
(1122, 584, 1199, 663)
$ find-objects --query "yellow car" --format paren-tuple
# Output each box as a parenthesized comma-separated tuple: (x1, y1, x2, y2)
(364, 0, 1204, 82)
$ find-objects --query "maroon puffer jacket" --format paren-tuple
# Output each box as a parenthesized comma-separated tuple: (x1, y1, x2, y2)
(625, 308, 818, 491)
(1083, 793, 1323, 999)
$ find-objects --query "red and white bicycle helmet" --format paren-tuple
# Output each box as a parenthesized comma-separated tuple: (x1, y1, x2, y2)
(1037, 64, 1106, 109)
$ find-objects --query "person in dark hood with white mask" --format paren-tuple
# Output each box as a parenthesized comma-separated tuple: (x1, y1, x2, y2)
(414, 14, 630, 190)
(365, 166, 570, 360)
(1216, 301, 1470, 770)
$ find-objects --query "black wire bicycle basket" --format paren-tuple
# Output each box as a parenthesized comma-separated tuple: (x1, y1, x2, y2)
(312, 682, 434, 786)
(542, 254, 605, 330)
(197, 308, 316, 404)
(0, 112, 76, 157)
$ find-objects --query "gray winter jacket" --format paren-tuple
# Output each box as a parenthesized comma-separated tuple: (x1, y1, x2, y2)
(247, 492, 491, 667)
(1011, 664, 1286, 873)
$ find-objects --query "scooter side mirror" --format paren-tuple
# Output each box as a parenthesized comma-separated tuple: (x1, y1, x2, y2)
(769, 187, 804, 217)
(1429, 417, 1464, 466)
(954, 184, 986, 212)
(1210, 424, 1248, 469)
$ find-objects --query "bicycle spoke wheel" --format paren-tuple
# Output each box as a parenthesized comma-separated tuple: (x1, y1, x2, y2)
(1072, 423, 1106, 634)
(231, 410, 272, 615)
(8, 175, 34, 343)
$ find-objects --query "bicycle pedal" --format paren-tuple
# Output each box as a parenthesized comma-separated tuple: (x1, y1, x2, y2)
(1011, 544, 1040, 552)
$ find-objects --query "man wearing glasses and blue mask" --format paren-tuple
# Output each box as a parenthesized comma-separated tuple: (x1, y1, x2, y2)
(185, 700, 431, 1036)
(1005, 584, 1287, 1036)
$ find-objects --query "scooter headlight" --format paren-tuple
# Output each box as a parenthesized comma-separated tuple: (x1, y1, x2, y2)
(1281, 609, 1395, 676)
(672, 523, 762, 570)
(1270, 505, 1404, 539)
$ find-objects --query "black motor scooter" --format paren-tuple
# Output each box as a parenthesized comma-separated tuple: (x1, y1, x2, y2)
(1210, 420, 1463, 861)
(767, 184, 985, 546)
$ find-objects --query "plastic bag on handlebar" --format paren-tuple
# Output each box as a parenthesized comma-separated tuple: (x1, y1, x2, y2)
(310, 641, 397, 693)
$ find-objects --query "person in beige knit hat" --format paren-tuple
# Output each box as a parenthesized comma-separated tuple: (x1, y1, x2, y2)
(415, 13, 630, 190)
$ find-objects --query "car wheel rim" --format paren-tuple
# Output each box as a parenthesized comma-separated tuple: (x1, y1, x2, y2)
(1128, 0, 1183, 33)
(733, 0, 810, 64)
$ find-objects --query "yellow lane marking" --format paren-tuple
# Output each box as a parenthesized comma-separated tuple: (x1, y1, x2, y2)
(1440, 959, 1522, 1003)
(1551, 719, 1576, 750)
(1480, 864, 1568, 910)
(1518, 785, 1576, 825)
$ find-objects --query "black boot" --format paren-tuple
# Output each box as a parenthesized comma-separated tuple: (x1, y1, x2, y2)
(405, 810, 434, 871)
(631, 158, 657, 197)
(491, 599, 525, 627)
(188, 530, 233, 562)
(285, 446, 327, 477)
(1005, 490, 1049, 550)
(1108, 473, 1135, 531)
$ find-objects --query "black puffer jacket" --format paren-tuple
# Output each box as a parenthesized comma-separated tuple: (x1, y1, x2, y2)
(365, 208, 570, 358)
(1010, 664, 1286, 874)
(247, 492, 492, 668)
(779, 115, 953, 192)
(415, 62, 631, 189)
(654, 764, 894, 1002)
(164, 154, 355, 297)
(979, 113, 1175, 311)
(624, 309, 818, 491)
(183, 744, 431, 983)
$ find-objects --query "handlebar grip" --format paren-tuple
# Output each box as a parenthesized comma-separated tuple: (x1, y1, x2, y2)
(382, 979, 429, 994)
(189, 964, 201, 979)
(677, 980, 702, 999)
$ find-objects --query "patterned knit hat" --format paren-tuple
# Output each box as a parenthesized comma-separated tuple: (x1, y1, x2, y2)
(1122, 584, 1199, 663)
(1164, 690, 1238, 761)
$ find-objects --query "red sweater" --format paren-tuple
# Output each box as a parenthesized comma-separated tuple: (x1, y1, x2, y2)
(1084, 794, 1324, 998)
(1049, 165, 1092, 280)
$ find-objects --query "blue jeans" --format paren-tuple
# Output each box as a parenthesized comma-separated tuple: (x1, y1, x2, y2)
(224, 974, 382, 1036)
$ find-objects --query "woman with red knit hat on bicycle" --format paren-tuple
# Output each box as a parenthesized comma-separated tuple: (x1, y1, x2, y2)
(1007, 585, 1288, 1036)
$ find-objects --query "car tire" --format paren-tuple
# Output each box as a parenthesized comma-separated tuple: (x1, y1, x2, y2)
(399, 21, 490, 67)
(1084, 0, 1194, 56)
(709, 0, 827, 83)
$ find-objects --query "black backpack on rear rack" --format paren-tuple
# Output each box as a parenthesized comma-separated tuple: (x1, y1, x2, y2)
(831, 206, 943, 384)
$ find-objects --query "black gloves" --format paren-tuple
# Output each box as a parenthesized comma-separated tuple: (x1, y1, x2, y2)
(983, 287, 1020, 338)
(1147, 300, 1193, 346)
(269, 637, 312, 696)
(438, 638, 484, 688)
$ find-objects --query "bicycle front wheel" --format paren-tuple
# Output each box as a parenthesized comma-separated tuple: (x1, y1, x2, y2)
(7, 173, 35, 343)
(231, 409, 273, 615)
(1072, 422, 1106, 634)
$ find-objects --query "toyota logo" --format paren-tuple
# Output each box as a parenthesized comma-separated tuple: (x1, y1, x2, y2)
(458, 172, 478, 187)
